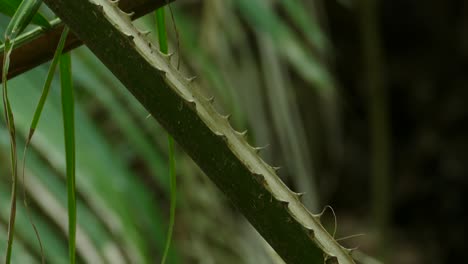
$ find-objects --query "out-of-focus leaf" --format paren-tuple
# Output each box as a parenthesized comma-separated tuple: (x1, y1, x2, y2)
(236, 0, 334, 92)
(279, 0, 329, 54)
(258, 33, 318, 210)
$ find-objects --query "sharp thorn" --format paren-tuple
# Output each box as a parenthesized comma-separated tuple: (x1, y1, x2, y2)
(118, 10, 134, 20)
(187, 76, 198, 82)
(138, 30, 151, 37)
(335, 234, 365, 242)
(344, 245, 360, 253)
(253, 144, 270, 153)
(207, 96, 215, 104)
(294, 192, 305, 201)
(223, 114, 231, 120)
(236, 130, 248, 137)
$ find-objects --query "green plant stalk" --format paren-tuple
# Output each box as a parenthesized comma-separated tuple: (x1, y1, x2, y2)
(60, 48, 76, 264)
(2, 26, 17, 264)
(2, 39, 18, 264)
(155, 7, 177, 264)
(42, 0, 356, 263)
(358, 0, 390, 260)
(3, 1, 45, 262)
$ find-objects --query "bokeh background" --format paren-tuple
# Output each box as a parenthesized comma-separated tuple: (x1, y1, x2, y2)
(1, 0, 466, 263)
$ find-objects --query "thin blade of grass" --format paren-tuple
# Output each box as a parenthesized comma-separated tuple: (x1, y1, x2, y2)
(20, 26, 70, 264)
(2, 1, 45, 263)
(27, 27, 70, 141)
(156, 7, 177, 264)
(2, 39, 18, 264)
(59, 42, 76, 264)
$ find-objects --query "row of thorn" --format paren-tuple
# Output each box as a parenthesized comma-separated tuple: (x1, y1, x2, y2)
(104, 0, 356, 262)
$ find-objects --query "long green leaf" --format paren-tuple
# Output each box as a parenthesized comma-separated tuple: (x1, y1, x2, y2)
(2, 44, 18, 264)
(59, 46, 76, 264)
(27, 27, 69, 140)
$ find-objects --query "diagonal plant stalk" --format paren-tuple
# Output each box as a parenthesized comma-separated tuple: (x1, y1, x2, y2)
(41, 0, 356, 263)
(358, 0, 390, 260)
(24, 26, 70, 148)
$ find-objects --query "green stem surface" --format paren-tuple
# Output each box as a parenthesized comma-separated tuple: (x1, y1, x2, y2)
(42, 0, 356, 263)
